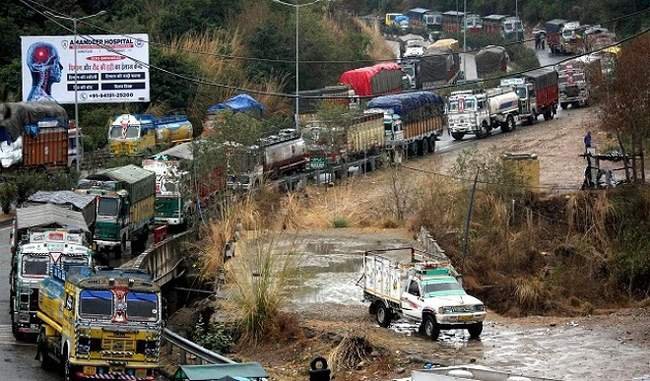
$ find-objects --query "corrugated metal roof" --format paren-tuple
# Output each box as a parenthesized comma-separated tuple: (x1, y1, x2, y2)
(100, 164, 155, 184)
(28, 191, 95, 209)
(408, 7, 430, 14)
(158, 142, 194, 161)
(16, 204, 89, 232)
(175, 363, 268, 380)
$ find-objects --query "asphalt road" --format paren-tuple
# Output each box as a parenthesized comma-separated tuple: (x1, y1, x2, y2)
(0, 226, 54, 380)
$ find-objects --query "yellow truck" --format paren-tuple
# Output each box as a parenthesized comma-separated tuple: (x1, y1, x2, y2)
(37, 266, 162, 381)
(109, 114, 193, 157)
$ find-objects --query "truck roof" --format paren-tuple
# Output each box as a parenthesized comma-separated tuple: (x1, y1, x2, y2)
(67, 268, 159, 292)
(16, 204, 90, 232)
(366, 91, 444, 115)
(98, 164, 155, 185)
(28, 190, 95, 210)
(0, 102, 68, 143)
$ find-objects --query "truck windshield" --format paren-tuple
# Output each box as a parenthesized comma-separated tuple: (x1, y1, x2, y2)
(515, 87, 527, 98)
(79, 290, 114, 318)
(22, 255, 48, 276)
(98, 197, 119, 217)
(423, 281, 464, 295)
(109, 125, 140, 139)
(127, 292, 158, 321)
(62, 256, 88, 271)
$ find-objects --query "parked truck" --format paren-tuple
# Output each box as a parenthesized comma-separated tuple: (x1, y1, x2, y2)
(584, 26, 616, 52)
(0, 102, 70, 170)
(109, 114, 193, 157)
(362, 249, 486, 340)
(76, 165, 155, 255)
(339, 63, 403, 97)
(559, 21, 585, 54)
(37, 266, 161, 381)
(475, 45, 509, 78)
(142, 158, 189, 227)
(366, 91, 445, 161)
(545, 19, 567, 54)
(10, 204, 93, 339)
(557, 57, 602, 109)
(447, 88, 520, 140)
(501, 68, 560, 122)
(413, 39, 461, 89)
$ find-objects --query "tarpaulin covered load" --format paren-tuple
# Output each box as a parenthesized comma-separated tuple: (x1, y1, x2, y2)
(298, 85, 352, 114)
(366, 91, 444, 122)
(545, 19, 567, 33)
(522, 67, 559, 89)
(475, 45, 509, 77)
(428, 38, 459, 51)
(207, 94, 265, 116)
(417, 47, 459, 87)
(15, 204, 89, 233)
(91, 164, 156, 204)
(339, 63, 402, 97)
(0, 102, 67, 143)
(27, 190, 96, 228)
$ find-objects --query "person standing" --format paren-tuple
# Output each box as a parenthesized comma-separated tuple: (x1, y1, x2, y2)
(584, 131, 592, 151)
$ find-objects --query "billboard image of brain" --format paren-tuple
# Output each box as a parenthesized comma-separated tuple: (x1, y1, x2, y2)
(21, 34, 150, 104)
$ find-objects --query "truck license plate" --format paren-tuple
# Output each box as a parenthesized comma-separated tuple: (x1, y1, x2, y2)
(459, 315, 473, 321)
(110, 367, 125, 374)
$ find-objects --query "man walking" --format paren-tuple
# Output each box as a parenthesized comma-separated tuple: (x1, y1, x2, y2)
(584, 131, 592, 151)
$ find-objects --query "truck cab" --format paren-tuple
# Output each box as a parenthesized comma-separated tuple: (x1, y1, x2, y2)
(560, 21, 582, 53)
(399, 265, 486, 339)
(142, 159, 189, 226)
(502, 17, 524, 41)
(77, 181, 131, 253)
(108, 114, 156, 157)
(11, 229, 92, 338)
(501, 78, 537, 118)
(37, 267, 161, 381)
(447, 91, 490, 140)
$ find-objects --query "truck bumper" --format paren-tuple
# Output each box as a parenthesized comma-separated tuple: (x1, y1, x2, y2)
(72, 364, 157, 381)
(14, 312, 40, 335)
(449, 125, 475, 133)
(436, 311, 486, 326)
(94, 240, 121, 249)
(155, 217, 183, 226)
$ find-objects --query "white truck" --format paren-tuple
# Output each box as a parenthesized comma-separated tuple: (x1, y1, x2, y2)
(447, 89, 519, 141)
(362, 249, 486, 340)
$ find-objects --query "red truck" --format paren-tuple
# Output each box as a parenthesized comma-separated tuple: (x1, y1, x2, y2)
(339, 63, 403, 97)
(545, 19, 567, 54)
(500, 68, 559, 122)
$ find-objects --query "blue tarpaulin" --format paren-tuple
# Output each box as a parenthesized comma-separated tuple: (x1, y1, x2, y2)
(207, 94, 264, 115)
(367, 91, 444, 116)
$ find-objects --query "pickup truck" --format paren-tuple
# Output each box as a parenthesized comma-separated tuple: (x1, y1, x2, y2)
(362, 249, 486, 340)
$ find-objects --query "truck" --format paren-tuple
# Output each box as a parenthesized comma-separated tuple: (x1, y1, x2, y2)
(501, 68, 560, 123)
(302, 112, 385, 167)
(339, 63, 403, 97)
(442, 11, 464, 34)
(502, 16, 524, 41)
(362, 249, 486, 340)
(37, 266, 162, 381)
(415, 39, 461, 89)
(0, 102, 70, 170)
(475, 45, 509, 78)
(482, 14, 507, 37)
(557, 57, 602, 109)
(260, 129, 308, 177)
(584, 26, 616, 52)
(447, 88, 520, 140)
(463, 14, 483, 34)
(109, 114, 193, 157)
(76, 165, 155, 255)
(545, 19, 567, 54)
(366, 91, 445, 161)
(10, 204, 93, 339)
(142, 158, 189, 227)
(559, 21, 585, 54)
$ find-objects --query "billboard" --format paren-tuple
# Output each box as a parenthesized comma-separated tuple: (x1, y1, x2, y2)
(21, 34, 150, 104)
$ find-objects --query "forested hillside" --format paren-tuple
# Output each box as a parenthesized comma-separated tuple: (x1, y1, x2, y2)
(0, 0, 390, 149)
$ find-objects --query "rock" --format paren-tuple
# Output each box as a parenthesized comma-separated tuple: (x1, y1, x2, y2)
(396, 367, 406, 374)
(407, 355, 430, 364)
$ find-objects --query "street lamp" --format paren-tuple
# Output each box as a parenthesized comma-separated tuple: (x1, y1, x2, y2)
(45, 10, 107, 172)
(270, 0, 323, 130)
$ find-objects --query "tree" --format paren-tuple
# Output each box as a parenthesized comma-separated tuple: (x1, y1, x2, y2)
(598, 34, 650, 183)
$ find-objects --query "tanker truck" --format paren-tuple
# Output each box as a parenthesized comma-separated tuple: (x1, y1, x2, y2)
(109, 114, 193, 157)
(447, 88, 520, 140)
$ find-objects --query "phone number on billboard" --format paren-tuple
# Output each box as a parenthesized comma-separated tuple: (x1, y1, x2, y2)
(88, 93, 135, 99)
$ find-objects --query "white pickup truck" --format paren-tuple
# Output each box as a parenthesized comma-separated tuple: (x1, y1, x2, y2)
(362, 249, 486, 340)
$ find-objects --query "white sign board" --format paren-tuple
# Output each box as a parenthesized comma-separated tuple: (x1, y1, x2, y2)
(21, 34, 150, 104)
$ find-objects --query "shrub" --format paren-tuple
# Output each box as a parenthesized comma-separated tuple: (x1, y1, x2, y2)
(192, 316, 234, 353)
(0, 182, 17, 214)
(332, 217, 349, 228)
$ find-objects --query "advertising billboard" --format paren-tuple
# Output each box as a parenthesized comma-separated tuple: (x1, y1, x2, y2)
(21, 34, 150, 104)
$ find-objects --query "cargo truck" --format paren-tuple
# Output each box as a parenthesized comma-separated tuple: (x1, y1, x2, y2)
(362, 249, 486, 340)
(339, 63, 403, 97)
(76, 165, 155, 256)
(447, 88, 520, 140)
(475, 45, 509, 78)
(142, 158, 189, 227)
(545, 19, 567, 54)
(0, 102, 70, 170)
(501, 68, 559, 123)
(36, 266, 161, 381)
(584, 26, 616, 52)
(10, 205, 93, 339)
(559, 21, 584, 54)
(502, 16, 524, 41)
(302, 112, 385, 167)
(557, 57, 602, 109)
(366, 91, 445, 161)
(109, 114, 193, 157)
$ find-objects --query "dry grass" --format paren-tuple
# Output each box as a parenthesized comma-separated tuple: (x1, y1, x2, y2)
(353, 17, 396, 60)
(328, 335, 374, 374)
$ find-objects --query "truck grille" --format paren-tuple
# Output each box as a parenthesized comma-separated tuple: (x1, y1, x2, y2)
(565, 86, 580, 97)
(103, 338, 136, 353)
(450, 305, 474, 313)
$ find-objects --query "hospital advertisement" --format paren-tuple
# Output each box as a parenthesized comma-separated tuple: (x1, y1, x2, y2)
(21, 34, 150, 104)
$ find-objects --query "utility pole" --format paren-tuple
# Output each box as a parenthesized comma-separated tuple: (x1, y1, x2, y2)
(45, 10, 107, 172)
(295, 3, 300, 130)
(462, 169, 480, 269)
(463, 0, 467, 79)
(515, 0, 519, 42)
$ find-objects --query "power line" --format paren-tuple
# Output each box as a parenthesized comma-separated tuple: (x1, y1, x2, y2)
(19, 0, 650, 100)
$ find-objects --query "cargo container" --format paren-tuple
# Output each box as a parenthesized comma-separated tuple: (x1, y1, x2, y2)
(76, 165, 155, 255)
(0, 102, 69, 170)
(109, 114, 193, 157)
(366, 91, 445, 161)
(339, 63, 403, 97)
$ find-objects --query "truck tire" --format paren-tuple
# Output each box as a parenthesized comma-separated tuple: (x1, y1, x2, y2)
(451, 132, 465, 141)
(422, 315, 440, 340)
(376, 304, 392, 328)
(476, 122, 490, 139)
(560, 103, 568, 110)
(37, 329, 54, 371)
(543, 110, 554, 121)
(501, 115, 515, 133)
(467, 322, 483, 339)
(64, 352, 72, 381)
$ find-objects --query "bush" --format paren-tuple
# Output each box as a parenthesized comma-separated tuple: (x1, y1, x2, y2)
(332, 217, 349, 228)
(0, 182, 17, 214)
(192, 316, 234, 353)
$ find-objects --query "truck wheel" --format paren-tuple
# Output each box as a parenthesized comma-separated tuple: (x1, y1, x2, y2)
(501, 115, 515, 133)
(451, 132, 465, 141)
(476, 122, 489, 139)
(543, 111, 553, 121)
(63, 354, 72, 381)
(423, 315, 440, 340)
(560, 103, 568, 110)
(37, 329, 54, 370)
(376, 304, 392, 328)
(467, 322, 483, 339)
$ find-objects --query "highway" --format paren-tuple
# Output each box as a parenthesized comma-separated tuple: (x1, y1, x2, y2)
(0, 225, 53, 380)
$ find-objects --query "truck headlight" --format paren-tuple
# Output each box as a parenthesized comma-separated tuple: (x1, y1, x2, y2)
(438, 306, 453, 314)
(77, 337, 91, 354)
(473, 304, 486, 312)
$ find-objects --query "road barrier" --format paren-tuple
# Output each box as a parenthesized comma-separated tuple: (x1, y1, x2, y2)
(161, 327, 235, 365)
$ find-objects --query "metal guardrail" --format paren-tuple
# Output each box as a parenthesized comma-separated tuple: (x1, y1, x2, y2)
(162, 328, 236, 365)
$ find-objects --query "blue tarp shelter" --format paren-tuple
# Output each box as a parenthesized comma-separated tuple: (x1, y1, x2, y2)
(173, 363, 268, 381)
(207, 94, 264, 116)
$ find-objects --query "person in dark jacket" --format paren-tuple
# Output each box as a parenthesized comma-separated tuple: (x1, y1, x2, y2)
(584, 131, 592, 150)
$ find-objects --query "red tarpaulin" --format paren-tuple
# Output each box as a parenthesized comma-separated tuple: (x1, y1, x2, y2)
(339, 63, 402, 97)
